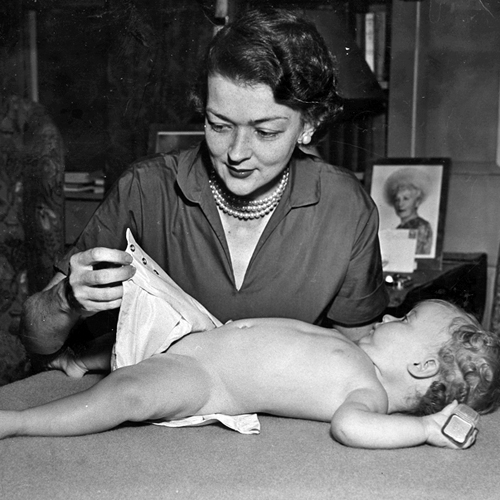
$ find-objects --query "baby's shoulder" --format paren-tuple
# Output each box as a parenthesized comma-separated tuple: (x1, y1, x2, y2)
(334, 343, 384, 390)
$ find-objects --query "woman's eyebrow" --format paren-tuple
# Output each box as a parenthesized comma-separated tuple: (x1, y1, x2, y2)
(205, 108, 289, 125)
(252, 116, 290, 125)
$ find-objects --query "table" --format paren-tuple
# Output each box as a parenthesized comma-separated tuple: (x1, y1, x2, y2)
(385, 253, 487, 322)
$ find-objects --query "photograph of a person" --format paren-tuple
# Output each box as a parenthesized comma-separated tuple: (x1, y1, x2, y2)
(385, 168, 433, 255)
(369, 159, 449, 260)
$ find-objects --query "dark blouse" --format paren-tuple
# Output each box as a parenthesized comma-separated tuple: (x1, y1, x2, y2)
(58, 143, 387, 329)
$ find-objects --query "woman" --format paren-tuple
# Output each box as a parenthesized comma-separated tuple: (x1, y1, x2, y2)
(21, 8, 388, 369)
(384, 169, 433, 255)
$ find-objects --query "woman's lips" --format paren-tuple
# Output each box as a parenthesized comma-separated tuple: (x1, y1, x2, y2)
(227, 167, 253, 179)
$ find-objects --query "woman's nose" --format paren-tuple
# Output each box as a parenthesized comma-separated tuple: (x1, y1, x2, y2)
(228, 129, 252, 164)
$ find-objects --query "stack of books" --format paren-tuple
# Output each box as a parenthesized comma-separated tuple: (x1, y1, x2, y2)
(64, 171, 105, 196)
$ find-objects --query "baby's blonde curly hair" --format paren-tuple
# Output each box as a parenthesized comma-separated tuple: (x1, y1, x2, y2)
(411, 300, 500, 416)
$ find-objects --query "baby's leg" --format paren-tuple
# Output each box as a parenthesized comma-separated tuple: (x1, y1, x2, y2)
(0, 354, 212, 439)
(46, 347, 90, 378)
(47, 333, 115, 378)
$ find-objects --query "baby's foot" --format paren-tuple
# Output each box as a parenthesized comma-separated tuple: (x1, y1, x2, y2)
(47, 347, 88, 378)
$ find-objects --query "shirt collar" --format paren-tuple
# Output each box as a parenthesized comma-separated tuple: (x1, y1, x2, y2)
(176, 142, 211, 204)
(287, 149, 321, 208)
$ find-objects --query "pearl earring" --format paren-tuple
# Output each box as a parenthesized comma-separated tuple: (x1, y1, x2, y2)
(301, 135, 311, 145)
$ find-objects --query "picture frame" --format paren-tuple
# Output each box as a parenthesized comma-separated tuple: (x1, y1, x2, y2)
(148, 124, 204, 154)
(366, 158, 451, 271)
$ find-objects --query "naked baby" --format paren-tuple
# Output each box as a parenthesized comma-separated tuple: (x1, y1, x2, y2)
(4, 233, 499, 449)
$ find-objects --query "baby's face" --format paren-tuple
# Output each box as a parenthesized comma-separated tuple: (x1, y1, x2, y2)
(358, 302, 454, 362)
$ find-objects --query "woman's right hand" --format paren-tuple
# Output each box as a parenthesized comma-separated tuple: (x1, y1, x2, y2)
(65, 247, 136, 317)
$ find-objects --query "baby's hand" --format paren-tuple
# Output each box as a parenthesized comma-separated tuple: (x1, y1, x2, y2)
(423, 401, 478, 449)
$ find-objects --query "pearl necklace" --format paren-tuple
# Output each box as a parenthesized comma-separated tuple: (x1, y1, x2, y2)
(209, 167, 290, 220)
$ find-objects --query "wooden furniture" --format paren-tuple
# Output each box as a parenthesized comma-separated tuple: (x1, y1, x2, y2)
(385, 253, 487, 322)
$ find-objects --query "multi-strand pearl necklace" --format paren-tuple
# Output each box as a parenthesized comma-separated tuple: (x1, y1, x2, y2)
(209, 167, 290, 220)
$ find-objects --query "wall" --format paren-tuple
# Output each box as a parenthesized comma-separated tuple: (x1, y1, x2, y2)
(387, 0, 500, 327)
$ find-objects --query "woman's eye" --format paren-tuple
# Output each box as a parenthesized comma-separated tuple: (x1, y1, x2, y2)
(207, 121, 230, 133)
(256, 129, 279, 139)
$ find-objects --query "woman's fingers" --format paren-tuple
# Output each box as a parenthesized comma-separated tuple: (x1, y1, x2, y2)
(66, 248, 136, 313)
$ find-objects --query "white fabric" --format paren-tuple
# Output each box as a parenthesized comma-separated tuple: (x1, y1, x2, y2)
(112, 229, 260, 435)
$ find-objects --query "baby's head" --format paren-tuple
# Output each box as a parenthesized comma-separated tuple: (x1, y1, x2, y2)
(411, 300, 500, 416)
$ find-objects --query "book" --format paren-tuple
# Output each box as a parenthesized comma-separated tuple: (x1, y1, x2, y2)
(374, 10, 387, 86)
(364, 12, 375, 73)
(64, 183, 105, 195)
(356, 5, 388, 87)
(64, 170, 104, 184)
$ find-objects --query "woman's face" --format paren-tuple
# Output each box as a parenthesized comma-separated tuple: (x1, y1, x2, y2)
(205, 74, 314, 199)
(393, 186, 420, 220)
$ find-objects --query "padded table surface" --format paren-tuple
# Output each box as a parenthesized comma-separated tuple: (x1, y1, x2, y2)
(1, 372, 499, 500)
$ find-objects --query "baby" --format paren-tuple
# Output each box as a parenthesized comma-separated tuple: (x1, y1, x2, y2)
(2, 298, 499, 449)
(4, 235, 499, 449)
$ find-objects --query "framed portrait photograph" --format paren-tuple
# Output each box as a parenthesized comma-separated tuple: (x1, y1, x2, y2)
(366, 158, 451, 271)
(148, 124, 204, 154)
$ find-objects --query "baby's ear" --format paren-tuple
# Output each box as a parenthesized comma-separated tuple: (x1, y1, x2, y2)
(407, 357, 440, 379)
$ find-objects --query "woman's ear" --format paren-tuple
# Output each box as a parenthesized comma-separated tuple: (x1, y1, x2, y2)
(299, 122, 316, 145)
(407, 358, 440, 379)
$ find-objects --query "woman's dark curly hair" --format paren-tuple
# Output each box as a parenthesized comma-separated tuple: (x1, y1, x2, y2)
(190, 8, 343, 144)
(411, 300, 500, 416)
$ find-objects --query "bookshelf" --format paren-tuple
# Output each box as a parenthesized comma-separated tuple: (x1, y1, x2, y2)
(353, 1, 390, 90)
(325, 0, 391, 177)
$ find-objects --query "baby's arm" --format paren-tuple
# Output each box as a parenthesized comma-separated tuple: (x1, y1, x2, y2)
(331, 391, 476, 449)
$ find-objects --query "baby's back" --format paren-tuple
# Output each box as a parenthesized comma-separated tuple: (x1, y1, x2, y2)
(170, 318, 382, 422)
